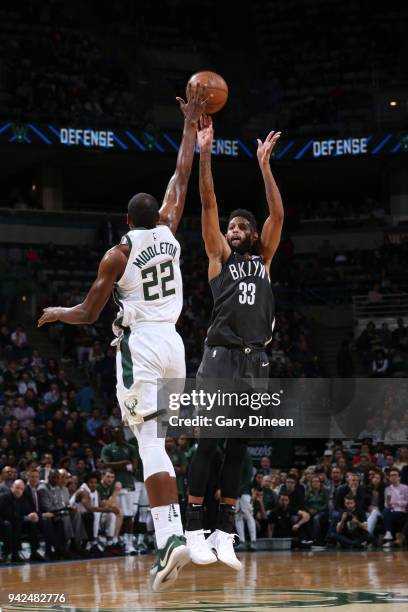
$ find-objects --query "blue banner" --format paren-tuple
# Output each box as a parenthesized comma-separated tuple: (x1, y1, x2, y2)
(0, 121, 407, 160)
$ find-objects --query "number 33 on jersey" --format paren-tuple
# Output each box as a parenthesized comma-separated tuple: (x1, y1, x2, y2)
(207, 252, 275, 348)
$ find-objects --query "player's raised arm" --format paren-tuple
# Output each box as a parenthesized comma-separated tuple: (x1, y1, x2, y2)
(37, 246, 127, 327)
(159, 83, 208, 234)
(198, 115, 230, 280)
(257, 130, 284, 270)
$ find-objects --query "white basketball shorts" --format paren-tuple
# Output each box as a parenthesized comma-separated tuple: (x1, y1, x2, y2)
(116, 321, 185, 426)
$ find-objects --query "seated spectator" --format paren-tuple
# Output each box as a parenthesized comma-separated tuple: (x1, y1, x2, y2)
(354, 454, 375, 481)
(38, 470, 72, 560)
(58, 469, 88, 556)
(13, 396, 35, 428)
(394, 446, 408, 471)
(299, 465, 316, 493)
(327, 473, 366, 543)
(372, 350, 389, 377)
(11, 326, 28, 350)
(22, 468, 51, 561)
(0, 465, 16, 494)
(280, 474, 305, 511)
(259, 456, 272, 476)
(0, 479, 26, 562)
(70, 472, 119, 555)
(252, 475, 278, 540)
(353, 443, 377, 467)
(252, 471, 264, 493)
(383, 468, 408, 546)
(364, 470, 385, 536)
(334, 494, 375, 549)
(323, 465, 344, 511)
(97, 469, 123, 551)
(304, 475, 329, 544)
(86, 409, 103, 439)
(38, 453, 54, 481)
(43, 383, 60, 407)
(268, 493, 311, 545)
(382, 451, 396, 472)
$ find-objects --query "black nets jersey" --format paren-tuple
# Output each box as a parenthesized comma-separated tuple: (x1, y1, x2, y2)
(206, 252, 275, 348)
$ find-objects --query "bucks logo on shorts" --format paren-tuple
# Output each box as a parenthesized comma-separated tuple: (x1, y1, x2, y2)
(125, 397, 139, 417)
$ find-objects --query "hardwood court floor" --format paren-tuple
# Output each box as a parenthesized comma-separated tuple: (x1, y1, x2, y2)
(1, 551, 408, 611)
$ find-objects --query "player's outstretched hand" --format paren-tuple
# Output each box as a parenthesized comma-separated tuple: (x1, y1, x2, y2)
(176, 81, 211, 125)
(197, 114, 213, 152)
(256, 130, 282, 167)
(38, 306, 62, 327)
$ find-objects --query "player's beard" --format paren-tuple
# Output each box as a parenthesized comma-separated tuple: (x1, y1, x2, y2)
(228, 235, 252, 254)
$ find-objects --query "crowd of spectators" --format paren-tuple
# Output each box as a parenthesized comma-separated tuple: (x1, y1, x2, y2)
(299, 198, 387, 227)
(356, 317, 408, 378)
(1, 307, 407, 564)
(251, 0, 408, 134)
(1, 0, 407, 134)
(0, 2, 149, 127)
(236, 443, 408, 551)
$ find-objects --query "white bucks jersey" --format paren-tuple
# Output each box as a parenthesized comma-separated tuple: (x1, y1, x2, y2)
(113, 225, 182, 332)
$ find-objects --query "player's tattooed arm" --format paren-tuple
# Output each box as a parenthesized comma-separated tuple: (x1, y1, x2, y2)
(37, 247, 127, 327)
(257, 130, 284, 270)
(159, 82, 208, 234)
(197, 115, 230, 280)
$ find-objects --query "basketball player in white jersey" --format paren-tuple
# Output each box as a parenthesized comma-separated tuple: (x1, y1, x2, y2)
(38, 83, 208, 591)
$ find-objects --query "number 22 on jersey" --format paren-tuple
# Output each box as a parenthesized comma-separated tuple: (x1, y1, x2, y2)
(141, 260, 175, 301)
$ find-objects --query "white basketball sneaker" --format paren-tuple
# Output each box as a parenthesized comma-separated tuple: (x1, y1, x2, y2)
(206, 529, 241, 570)
(185, 529, 217, 565)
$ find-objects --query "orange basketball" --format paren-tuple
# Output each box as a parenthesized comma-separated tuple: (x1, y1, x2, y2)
(187, 71, 228, 114)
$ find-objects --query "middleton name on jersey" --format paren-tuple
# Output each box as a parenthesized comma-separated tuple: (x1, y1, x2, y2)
(133, 240, 178, 269)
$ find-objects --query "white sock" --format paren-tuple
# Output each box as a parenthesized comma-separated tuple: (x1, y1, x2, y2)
(151, 504, 183, 549)
(125, 533, 134, 546)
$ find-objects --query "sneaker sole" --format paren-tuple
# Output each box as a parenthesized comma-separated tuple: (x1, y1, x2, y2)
(190, 551, 218, 565)
(211, 547, 241, 571)
(152, 545, 191, 592)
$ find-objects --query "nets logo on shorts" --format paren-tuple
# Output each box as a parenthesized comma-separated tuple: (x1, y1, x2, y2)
(124, 397, 139, 417)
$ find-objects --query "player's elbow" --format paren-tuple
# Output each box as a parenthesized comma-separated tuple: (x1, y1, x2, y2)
(271, 210, 284, 224)
(201, 196, 216, 210)
(84, 309, 99, 324)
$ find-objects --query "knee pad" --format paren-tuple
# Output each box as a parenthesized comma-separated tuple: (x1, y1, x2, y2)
(139, 440, 175, 480)
(131, 420, 175, 480)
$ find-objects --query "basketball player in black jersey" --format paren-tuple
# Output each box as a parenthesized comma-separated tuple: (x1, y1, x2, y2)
(185, 115, 283, 568)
